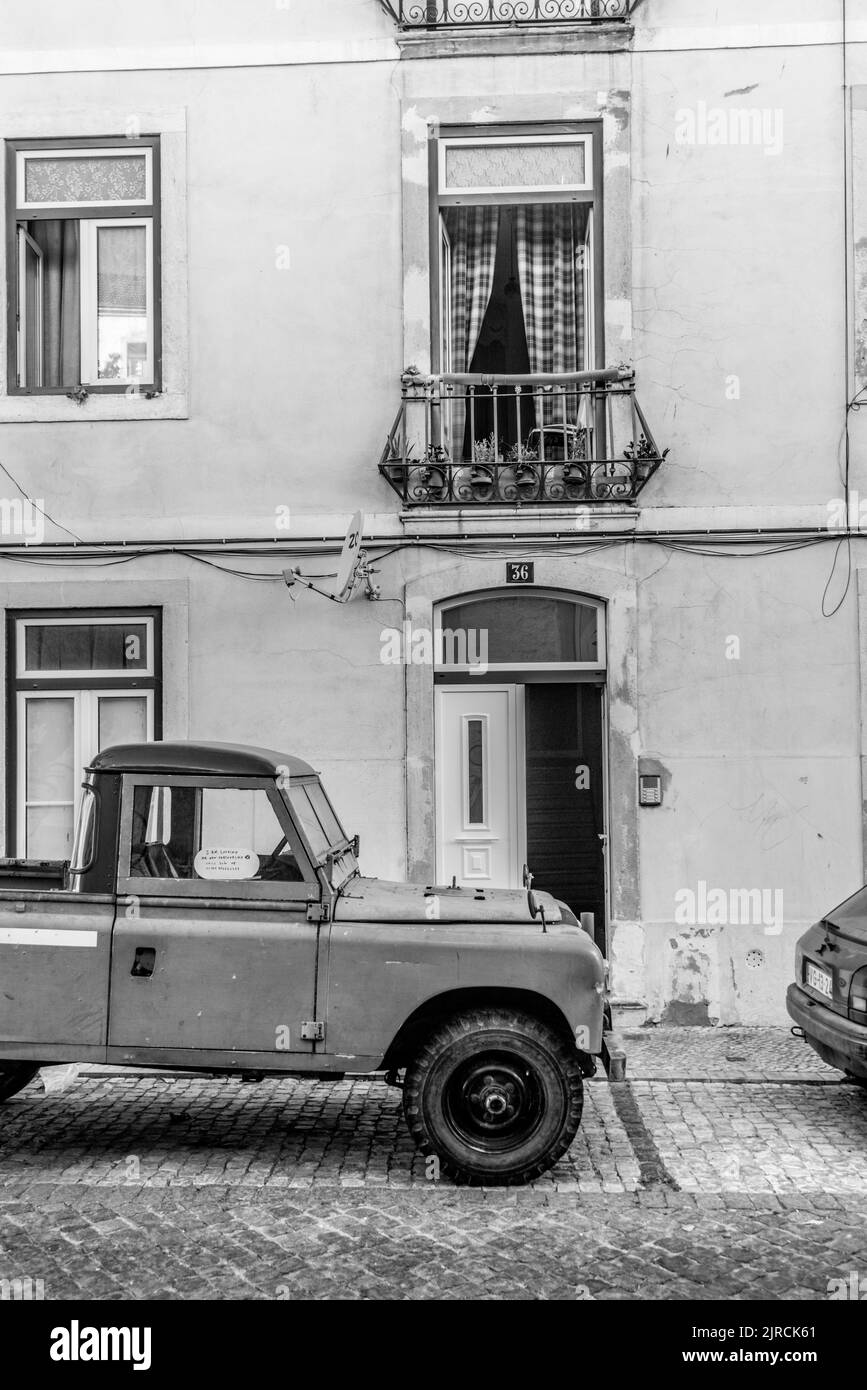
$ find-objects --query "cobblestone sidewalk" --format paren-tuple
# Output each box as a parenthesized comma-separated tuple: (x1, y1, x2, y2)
(2, 1028, 865, 1300)
(1, 1186, 864, 1301)
(624, 1026, 841, 1082)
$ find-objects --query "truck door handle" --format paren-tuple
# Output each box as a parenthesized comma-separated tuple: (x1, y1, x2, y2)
(130, 947, 156, 978)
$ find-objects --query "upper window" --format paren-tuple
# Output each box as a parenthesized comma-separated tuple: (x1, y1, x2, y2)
(431, 125, 602, 461)
(6, 137, 161, 395)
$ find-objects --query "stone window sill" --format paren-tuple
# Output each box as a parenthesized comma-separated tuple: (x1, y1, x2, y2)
(0, 391, 188, 423)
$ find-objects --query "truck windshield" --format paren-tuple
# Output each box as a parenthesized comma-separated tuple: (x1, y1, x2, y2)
(287, 781, 347, 859)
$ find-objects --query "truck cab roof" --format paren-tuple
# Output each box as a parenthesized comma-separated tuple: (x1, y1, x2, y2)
(89, 741, 317, 779)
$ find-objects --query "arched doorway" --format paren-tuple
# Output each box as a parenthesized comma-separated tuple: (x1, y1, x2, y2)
(433, 590, 607, 948)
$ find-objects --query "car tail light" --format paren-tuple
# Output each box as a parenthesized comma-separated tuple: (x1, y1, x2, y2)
(849, 967, 867, 1022)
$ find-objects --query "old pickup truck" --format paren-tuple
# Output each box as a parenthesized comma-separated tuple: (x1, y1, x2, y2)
(0, 741, 610, 1185)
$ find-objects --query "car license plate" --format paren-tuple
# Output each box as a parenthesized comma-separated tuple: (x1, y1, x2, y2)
(805, 961, 833, 999)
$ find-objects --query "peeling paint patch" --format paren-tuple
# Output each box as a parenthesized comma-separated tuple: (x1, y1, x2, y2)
(469, 106, 497, 123)
(403, 147, 428, 186)
(605, 297, 632, 341)
(402, 105, 430, 144)
(662, 999, 711, 1026)
(404, 266, 429, 328)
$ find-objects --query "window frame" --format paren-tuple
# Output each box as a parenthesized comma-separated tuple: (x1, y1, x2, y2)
(79, 217, 155, 386)
(117, 773, 320, 904)
(6, 606, 163, 857)
(5, 135, 162, 396)
(438, 132, 594, 202)
(428, 121, 604, 375)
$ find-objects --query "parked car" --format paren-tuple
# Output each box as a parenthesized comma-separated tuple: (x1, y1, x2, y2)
(787, 885, 867, 1084)
(0, 741, 615, 1184)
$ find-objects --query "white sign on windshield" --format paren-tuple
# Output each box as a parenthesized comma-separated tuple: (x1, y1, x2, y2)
(194, 848, 258, 881)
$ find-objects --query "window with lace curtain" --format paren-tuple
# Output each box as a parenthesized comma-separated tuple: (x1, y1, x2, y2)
(5, 137, 161, 394)
(430, 124, 602, 458)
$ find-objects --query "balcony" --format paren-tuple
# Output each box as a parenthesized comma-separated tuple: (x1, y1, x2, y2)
(383, 1, 631, 27)
(379, 367, 667, 508)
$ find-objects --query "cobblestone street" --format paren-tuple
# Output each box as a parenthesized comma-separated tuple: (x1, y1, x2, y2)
(2, 1029, 866, 1300)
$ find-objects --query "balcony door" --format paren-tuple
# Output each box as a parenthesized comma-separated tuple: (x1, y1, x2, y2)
(433, 126, 602, 461)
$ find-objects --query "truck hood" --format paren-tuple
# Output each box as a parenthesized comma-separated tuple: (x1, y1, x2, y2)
(334, 877, 563, 926)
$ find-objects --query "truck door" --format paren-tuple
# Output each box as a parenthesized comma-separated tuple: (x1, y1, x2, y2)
(107, 775, 322, 1063)
(0, 892, 115, 1058)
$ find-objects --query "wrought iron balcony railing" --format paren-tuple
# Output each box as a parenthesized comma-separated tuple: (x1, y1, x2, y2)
(383, 1, 631, 26)
(379, 367, 666, 507)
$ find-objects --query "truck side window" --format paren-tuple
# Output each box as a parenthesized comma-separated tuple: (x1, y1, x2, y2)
(129, 784, 304, 884)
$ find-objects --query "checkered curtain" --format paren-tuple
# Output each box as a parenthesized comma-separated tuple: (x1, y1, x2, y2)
(443, 206, 500, 457)
(515, 204, 586, 425)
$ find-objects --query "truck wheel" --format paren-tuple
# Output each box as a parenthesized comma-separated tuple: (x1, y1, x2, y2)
(403, 1008, 584, 1186)
(0, 1065, 38, 1104)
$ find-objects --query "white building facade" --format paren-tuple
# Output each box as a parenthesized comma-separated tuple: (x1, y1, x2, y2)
(0, 0, 865, 1025)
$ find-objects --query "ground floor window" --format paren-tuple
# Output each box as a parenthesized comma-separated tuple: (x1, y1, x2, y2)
(7, 610, 161, 858)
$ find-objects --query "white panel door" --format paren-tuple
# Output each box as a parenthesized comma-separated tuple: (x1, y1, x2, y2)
(435, 684, 525, 889)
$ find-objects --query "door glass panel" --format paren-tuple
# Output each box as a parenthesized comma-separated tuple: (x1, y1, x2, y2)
(466, 718, 485, 825)
(97, 224, 148, 380)
(98, 695, 147, 750)
(26, 697, 74, 801)
(26, 804, 74, 859)
(129, 784, 302, 884)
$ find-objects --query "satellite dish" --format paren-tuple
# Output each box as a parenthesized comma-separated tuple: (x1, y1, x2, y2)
(334, 511, 365, 601)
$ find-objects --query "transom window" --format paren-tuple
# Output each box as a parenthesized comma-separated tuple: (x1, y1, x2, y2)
(435, 591, 605, 675)
(8, 610, 161, 858)
(6, 137, 161, 394)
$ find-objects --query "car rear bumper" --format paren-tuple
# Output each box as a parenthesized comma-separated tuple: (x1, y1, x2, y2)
(786, 983, 867, 1079)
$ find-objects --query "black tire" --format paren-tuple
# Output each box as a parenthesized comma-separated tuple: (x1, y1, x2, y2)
(0, 1065, 38, 1104)
(403, 1008, 584, 1186)
(845, 1072, 867, 1089)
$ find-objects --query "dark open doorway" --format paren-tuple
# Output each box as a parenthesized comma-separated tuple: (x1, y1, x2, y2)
(524, 682, 606, 951)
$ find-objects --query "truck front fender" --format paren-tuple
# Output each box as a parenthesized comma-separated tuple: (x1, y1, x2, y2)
(319, 920, 605, 1067)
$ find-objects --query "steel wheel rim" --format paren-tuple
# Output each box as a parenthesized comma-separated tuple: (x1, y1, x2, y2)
(441, 1049, 546, 1154)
